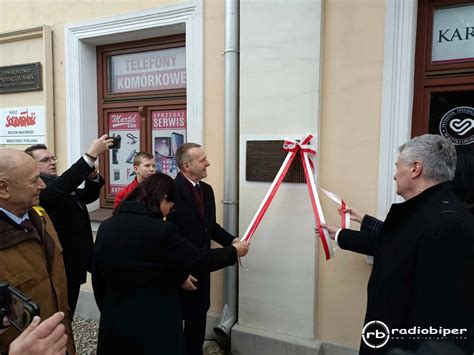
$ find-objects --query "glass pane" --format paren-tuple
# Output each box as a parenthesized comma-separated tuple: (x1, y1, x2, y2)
(432, 4, 474, 64)
(152, 110, 187, 178)
(429, 91, 474, 145)
(108, 111, 141, 194)
(108, 47, 186, 93)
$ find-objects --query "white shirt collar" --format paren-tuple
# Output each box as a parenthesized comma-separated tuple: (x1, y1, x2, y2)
(0, 208, 29, 225)
(182, 174, 199, 187)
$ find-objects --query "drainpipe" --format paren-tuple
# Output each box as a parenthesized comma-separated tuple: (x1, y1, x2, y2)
(214, 0, 239, 339)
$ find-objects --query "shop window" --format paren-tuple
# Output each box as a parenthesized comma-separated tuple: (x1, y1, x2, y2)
(97, 35, 187, 207)
(412, 0, 474, 145)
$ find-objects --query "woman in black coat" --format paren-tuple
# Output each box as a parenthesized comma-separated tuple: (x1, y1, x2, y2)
(92, 173, 250, 355)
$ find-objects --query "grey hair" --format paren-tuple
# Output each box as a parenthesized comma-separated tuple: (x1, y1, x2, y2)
(398, 134, 457, 182)
(175, 142, 202, 170)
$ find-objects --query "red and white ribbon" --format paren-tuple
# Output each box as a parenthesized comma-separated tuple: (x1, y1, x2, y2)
(320, 188, 350, 229)
(241, 134, 334, 260)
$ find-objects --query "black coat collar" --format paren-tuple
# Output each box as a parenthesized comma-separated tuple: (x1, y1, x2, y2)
(384, 182, 458, 230)
(116, 201, 159, 218)
(391, 181, 455, 212)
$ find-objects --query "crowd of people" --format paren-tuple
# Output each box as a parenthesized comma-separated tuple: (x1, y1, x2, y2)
(0, 134, 472, 355)
(0, 139, 249, 355)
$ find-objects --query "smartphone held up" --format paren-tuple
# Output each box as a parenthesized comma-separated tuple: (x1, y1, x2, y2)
(0, 281, 40, 332)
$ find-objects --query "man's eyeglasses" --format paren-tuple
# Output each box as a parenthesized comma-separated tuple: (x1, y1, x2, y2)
(38, 156, 57, 163)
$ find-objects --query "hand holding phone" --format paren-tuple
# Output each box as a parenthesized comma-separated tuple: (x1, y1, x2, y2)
(109, 134, 122, 149)
(0, 282, 40, 332)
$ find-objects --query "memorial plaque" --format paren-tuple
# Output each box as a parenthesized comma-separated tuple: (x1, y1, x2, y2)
(0, 63, 42, 93)
(246, 140, 306, 183)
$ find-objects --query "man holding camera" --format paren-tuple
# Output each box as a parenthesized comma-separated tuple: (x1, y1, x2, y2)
(0, 149, 75, 354)
(25, 135, 113, 315)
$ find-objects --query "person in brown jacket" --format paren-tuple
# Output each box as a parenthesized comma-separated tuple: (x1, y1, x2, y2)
(0, 149, 75, 354)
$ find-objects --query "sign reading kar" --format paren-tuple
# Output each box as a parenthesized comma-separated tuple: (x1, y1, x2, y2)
(432, 4, 474, 63)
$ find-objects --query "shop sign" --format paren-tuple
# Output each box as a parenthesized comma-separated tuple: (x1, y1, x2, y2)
(152, 110, 186, 178)
(432, 4, 474, 63)
(108, 112, 141, 194)
(0, 63, 42, 93)
(109, 47, 186, 93)
(439, 106, 474, 145)
(0, 106, 46, 144)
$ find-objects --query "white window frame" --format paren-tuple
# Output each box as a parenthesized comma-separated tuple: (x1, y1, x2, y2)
(64, 1, 203, 167)
(377, 0, 418, 218)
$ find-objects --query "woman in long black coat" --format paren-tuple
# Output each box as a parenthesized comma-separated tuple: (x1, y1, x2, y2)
(92, 173, 249, 355)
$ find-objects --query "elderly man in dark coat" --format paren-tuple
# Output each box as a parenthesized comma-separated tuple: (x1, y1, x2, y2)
(25, 135, 113, 314)
(323, 134, 474, 355)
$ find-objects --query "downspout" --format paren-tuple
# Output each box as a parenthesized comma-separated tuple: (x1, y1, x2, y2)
(214, 0, 239, 339)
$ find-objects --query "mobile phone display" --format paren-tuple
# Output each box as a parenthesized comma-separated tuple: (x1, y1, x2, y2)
(171, 132, 184, 156)
(0, 281, 40, 332)
(155, 137, 171, 157)
(7, 287, 40, 332)
(9, 291, 25, 330)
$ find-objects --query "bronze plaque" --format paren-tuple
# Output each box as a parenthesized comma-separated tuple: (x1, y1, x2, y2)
(246, 140, 306, 183)
(0, 63, 42, 93)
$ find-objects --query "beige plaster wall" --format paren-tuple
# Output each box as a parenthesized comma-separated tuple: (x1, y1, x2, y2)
(202, 0, 227, 313)
(316, 0, 386, 348)
(0, 0, 227, 311)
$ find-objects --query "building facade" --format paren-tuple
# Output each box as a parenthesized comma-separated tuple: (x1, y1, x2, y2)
(1, 0, 473, 353)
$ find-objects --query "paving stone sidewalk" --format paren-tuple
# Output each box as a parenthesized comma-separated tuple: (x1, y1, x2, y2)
(72, 316, 227, 355)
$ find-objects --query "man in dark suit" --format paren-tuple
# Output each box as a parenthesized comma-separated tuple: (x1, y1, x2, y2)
(323, 134, 474, 354)
(25, 135, 113, 315)
(168, 143, 239, 355)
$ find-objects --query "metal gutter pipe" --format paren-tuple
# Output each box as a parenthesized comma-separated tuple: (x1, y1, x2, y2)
(214, 0, 240, 339)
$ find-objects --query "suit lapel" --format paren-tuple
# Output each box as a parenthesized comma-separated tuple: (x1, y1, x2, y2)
(202, 183, 212, 226)
(176, 173, 205, 223)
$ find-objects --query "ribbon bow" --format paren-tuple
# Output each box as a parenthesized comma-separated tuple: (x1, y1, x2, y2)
(241, 134, 334, 260)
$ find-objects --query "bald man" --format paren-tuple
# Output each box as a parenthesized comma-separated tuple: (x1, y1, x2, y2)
(0, 149, 75, 354)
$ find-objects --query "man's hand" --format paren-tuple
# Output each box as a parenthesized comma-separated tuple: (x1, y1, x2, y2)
(181, 275, 198, 291)
(231, 238, 240, 245)
(86, 134, 114, 158)
(233, 240, 250, 257)
(317, 223, 340, 240)
(338, 206, 364, 224)
(9, 312, 67, 355)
